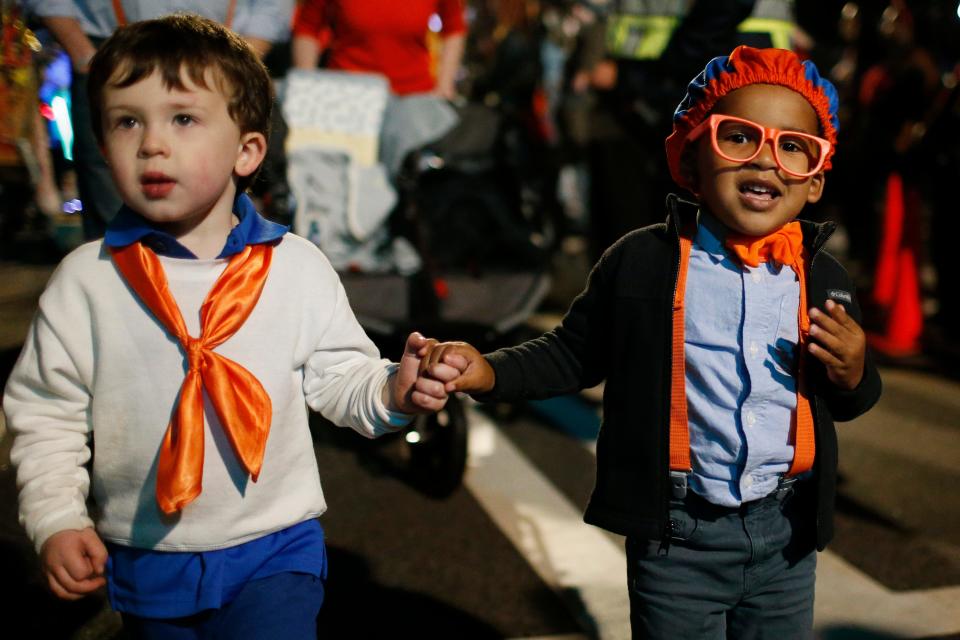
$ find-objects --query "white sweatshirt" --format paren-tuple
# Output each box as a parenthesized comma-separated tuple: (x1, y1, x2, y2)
(4, 234, 410, 553)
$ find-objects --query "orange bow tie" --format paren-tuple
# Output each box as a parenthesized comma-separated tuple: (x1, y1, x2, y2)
(724, 221, 804, 268)
(110, 242, 274, 514)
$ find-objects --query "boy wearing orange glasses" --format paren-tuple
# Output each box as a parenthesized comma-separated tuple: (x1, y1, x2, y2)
(422, 46, 882, 637)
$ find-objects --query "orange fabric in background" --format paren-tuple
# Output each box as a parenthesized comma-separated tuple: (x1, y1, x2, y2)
(110, 242, 274, 513)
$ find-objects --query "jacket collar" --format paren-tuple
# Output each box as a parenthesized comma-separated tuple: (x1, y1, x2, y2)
(664, 193, 837, 256)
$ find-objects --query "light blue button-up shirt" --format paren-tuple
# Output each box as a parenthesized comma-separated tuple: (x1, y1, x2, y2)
(685, 214, 801, 507)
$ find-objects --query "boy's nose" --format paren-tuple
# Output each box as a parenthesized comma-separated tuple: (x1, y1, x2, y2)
(138, 128, 169, 158)
(749, 138, 779, 170)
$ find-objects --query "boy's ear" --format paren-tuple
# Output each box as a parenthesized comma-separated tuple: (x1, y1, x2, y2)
(805, 171, 826, 204)
(234, 131, 267, 178)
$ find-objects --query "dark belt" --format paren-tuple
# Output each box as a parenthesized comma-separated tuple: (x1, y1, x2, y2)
(673, 475, 802, 520)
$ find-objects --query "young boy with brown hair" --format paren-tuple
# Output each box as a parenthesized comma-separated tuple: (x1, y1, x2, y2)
(3, 14, 450, 638)
(423, 46, 882, 638)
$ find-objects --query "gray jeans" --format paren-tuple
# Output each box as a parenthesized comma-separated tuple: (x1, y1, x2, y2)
(626, 480, 816, 639)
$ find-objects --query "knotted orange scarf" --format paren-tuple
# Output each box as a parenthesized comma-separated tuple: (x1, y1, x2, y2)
(670, 221, 815, 478)
(110, 242, 274, 513)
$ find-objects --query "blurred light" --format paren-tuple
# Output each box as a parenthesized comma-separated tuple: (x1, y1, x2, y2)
(39, 103, 55, 120)
(428, 13, 442, 32)
(51, 95, 74, 161)
(62, 198, 83, 214)
(957, 1, 959, 19)
(405, 431, 422, 444)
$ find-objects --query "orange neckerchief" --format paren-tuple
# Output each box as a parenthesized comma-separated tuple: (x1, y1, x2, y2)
(110, 242, 273, 514)
(670, 220, 815, 478)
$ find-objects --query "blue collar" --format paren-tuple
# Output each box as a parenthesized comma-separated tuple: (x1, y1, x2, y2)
(103, 193, 288, 259)
(694, 210, 730, 264)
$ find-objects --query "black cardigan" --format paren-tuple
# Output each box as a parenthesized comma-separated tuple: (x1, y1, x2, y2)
(482, 195, 882, 549)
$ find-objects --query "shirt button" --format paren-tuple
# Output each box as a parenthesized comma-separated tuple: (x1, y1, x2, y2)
(746, 411, 756, 426)
(751, 271, 762, 283)
(743, 475, 754, 488)
(749, 341, 759, 358)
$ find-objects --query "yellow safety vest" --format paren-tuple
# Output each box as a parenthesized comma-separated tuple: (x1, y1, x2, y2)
(605, 0, 795, 60)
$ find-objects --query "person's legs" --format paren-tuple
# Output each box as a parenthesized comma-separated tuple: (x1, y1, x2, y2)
(625, 495, 748, 639)
(213, 571, 325, 640)
(726, 486, 817, 640)
(626, 481, 816, 640)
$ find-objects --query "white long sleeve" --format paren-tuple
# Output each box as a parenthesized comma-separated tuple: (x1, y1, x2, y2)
(4, 234, 408, 553)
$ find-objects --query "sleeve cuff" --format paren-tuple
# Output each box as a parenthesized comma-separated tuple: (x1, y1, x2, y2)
(32, 510, 95, 555)
(371, 363, 414, 435)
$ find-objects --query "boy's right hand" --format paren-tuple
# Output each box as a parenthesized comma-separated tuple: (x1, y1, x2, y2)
(419, 341, 495, 394)
(40, 528, 108, 600)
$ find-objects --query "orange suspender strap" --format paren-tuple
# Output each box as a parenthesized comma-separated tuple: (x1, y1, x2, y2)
(111, 0, 127, 26)
(224, 0, 236, 30)
(668, 224, 816, 476)
(669, 228, 694, 472)
(787, 250, 816, 476)
(111, 1, 236, 28)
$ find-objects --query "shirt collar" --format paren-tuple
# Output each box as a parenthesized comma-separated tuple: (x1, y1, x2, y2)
(103, 193, 288, 259)
(693, 210, 729, 264)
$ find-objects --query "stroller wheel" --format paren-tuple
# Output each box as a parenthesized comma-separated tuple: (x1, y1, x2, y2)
(404, 394, 468, 497)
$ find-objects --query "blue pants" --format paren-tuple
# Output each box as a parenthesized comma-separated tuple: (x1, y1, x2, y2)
(626, 481, 816, 640)
(121, 572, 324, 640)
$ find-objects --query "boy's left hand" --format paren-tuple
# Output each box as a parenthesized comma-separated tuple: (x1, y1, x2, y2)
(807, 299, 866, 390)
(387, 332, 455, 413)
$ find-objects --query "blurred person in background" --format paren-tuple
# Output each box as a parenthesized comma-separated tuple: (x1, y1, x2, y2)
(290, 0, 466, 100)
(20, 0, 296, 240)
(466, 0, 567, 241)
(571, 0, 800, 259)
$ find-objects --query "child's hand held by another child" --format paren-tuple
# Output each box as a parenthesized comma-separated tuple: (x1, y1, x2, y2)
(808, 299, 866, 390)
(388, 332, 458, 413)
(419, 341, 495, 395)
(40, 527, 108, 601)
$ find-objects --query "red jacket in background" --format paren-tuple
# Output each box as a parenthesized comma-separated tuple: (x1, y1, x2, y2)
(292, 0, 466, 95)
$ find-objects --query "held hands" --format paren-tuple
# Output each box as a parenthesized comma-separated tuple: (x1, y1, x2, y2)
(419, 341, 495, 395)
(808, 299, 866, 390)
(388, 332, 455, 413)
(40, 528, 108, 600)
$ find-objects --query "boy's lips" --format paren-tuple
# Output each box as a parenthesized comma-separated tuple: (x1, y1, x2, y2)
(738, 179, 781, 210)
(140, 172, 176, 198)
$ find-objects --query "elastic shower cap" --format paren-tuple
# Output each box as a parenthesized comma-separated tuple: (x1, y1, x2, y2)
(665, 45, 840, 192)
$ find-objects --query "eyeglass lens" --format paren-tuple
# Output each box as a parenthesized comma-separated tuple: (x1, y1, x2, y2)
(715, 119, 824, 174)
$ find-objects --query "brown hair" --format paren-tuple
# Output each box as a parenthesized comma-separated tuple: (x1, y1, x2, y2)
(87, 14, 273, 191)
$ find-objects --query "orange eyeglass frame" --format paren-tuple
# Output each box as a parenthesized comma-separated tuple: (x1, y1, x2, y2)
(687, 114, 832, 178)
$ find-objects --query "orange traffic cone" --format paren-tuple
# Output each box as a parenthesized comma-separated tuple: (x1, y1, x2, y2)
(868, 172, 923, 357)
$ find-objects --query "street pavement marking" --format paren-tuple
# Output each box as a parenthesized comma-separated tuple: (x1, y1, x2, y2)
(462, 405, 960, 639)
(815, 551, 960, 638)
(463, 407, 632, 640)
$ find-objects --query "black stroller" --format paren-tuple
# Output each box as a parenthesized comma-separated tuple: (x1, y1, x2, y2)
(282, 71, 552, 496)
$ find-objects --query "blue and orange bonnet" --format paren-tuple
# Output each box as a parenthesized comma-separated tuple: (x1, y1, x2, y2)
(665, 45, 840, 192)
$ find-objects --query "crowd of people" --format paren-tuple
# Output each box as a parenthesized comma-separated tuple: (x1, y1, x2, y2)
(5, 0, 958, 351)
(0, 0, 956, 638)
